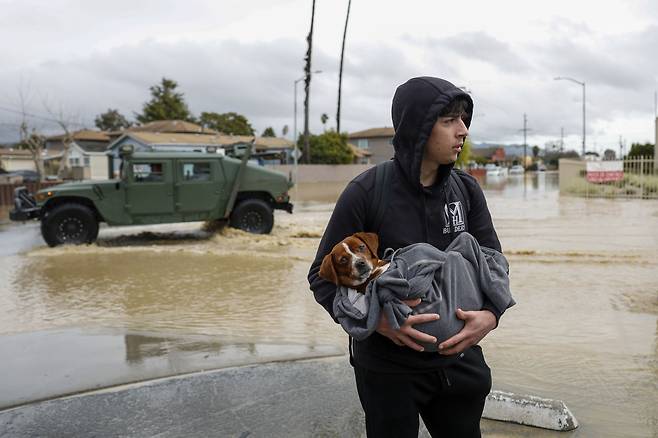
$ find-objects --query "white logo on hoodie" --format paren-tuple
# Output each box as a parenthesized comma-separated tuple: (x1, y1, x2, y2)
(443, 201, 465, 234)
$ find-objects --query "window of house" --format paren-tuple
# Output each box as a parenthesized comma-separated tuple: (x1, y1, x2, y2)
(84, 157, 90, 166)
(133, 162, 164, 182)
(181, 162, 211, 181)
(69, 157, 80, 166)
(357, 139, 369, 149)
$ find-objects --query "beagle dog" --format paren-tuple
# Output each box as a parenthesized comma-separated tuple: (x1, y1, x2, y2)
(319, 232, 390, 292)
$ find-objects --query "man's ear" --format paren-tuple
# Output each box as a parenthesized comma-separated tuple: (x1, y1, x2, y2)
(354, 232, 379, 258)
(319, 253, 339, 284)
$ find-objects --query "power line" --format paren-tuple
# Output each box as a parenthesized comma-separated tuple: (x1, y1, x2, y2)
(0, 103, 90, 127)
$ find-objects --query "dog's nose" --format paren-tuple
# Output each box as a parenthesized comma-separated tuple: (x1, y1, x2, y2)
(355, 259, 369, 274)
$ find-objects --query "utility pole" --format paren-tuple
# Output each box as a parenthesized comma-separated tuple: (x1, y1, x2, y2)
(654, 91, 657, 172)
(560, 127, 564, 153)
(619, 135, 623, 160)
(302, 0, 317, 164)
(519, 113, 532, 169)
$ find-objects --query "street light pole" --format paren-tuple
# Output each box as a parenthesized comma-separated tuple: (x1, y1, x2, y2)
(554, 76, 586, 156)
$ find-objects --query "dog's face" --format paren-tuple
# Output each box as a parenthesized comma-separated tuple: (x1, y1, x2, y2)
(319, 232, 380, 287)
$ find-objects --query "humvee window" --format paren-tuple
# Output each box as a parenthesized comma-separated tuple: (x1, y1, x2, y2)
(133, 163, 164, 182)
(182, 162, 211, 181)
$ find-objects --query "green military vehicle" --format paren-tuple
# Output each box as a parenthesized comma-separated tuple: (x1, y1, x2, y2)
(10, 144, 293, 247)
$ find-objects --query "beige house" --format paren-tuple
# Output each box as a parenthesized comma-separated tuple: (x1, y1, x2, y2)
(348, 127, 395, 164)
(45, 130, 112, 180)
(0, 148, 36, 172)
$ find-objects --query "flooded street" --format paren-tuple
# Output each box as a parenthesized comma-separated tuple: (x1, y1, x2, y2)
(1, 172, 657, 437)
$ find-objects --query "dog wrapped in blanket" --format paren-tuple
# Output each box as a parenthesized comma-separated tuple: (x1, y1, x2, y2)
(319, 232, 515, 353)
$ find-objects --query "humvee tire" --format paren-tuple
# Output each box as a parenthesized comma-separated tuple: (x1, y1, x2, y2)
(41, 203, 99, 247)
(229, 199, 274, 234)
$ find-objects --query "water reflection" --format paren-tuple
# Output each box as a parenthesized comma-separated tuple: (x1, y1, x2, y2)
(0, 328, 342, 410)
(481, 171, 558, 197)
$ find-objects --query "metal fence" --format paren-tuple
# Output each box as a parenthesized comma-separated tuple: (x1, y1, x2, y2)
(559, 156, 658, 199)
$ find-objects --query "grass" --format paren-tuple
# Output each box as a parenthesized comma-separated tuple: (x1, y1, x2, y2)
(564, 172, 658, 199)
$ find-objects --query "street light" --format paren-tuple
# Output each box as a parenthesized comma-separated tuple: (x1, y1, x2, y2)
(293, 70, 322, 181)
(554, 76, 586, 156)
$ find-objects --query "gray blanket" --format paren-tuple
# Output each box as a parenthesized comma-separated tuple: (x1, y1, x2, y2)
(333, 232, 515, 352)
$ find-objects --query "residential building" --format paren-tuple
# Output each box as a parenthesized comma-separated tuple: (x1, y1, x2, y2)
(45, 130, 112, 180)
(0, 148, 35, 172)
(348, 127, 395, 164)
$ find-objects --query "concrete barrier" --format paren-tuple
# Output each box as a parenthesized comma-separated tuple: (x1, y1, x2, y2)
(484, 390, 579, 431)
(0, 356, 577, 437)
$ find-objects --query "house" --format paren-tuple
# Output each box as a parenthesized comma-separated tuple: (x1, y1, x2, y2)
(45, 130, 112, 180)
(107, 120, 218, 139)
(348, 127, 395, 164)
(0, 148, 36, 172)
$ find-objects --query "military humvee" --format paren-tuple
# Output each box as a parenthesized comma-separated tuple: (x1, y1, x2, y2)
(10, 144, 293, 247)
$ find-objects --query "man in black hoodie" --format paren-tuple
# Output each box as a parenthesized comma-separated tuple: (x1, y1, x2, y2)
(308, 77, 510, 437)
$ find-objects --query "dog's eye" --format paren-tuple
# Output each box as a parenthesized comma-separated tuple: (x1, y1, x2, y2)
(358, 244, 366, 252)
(338, 256, 348, 264)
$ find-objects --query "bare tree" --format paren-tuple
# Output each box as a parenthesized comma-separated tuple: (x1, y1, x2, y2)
(303, 0, 317, 164)
(43, 101, 78, 179)
(336, 0, 352, 134)
(17, 86, 45, 181)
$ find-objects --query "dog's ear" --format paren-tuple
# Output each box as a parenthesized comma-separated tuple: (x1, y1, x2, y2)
(354, 232, 379, 258)
(319, 253, 339, 285)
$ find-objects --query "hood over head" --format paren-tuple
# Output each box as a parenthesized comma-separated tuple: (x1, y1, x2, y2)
(391, 77, 473, 188)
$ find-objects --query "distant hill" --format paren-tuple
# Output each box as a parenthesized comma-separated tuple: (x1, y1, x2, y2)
(472, 142, 527, 158)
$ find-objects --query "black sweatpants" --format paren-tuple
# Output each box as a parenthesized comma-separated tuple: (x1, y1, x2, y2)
(353, 345, 492, 438)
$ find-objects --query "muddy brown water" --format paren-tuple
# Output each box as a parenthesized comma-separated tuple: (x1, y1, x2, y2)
(1, 173, 657, 437)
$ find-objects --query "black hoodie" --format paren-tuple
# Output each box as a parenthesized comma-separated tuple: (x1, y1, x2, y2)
(308, 77, 504, 372)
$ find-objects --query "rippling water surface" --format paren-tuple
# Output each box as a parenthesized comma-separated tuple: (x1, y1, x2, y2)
(1, 172, 657, 437)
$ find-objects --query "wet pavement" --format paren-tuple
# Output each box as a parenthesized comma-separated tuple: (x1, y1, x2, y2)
(1, 173, 658, 437)
(0, 329, 342, 410)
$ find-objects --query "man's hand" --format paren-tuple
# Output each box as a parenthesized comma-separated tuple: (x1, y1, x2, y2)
(376, 298, 440, 352)
(438, 309, 496, 355)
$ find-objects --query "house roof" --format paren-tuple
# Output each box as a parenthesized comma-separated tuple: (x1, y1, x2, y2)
(75, 140, 111, 153)
(126, 120, 218, 135)
(0, 148, 32, 158)
(349, 127, 395, 139)
(47, 130, 110, 142)
(117, 132, 293, 151)
(347, 143, 372, 158)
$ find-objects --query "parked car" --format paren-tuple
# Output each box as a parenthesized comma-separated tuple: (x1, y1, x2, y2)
(6, 169, 40, 182)
(485, 163, 508, 177)
(509, 165, 525, 175)
(10, 144, 293, 246)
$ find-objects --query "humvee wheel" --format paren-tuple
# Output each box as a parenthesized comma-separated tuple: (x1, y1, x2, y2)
(229, 199, 274, 234)
(41, 203, 99, 247)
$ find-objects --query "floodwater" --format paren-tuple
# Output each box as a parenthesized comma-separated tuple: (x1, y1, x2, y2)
(1, 172, 657, 437)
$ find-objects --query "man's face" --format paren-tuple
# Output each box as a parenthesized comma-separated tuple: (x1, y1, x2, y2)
(423, 114, 469, 165)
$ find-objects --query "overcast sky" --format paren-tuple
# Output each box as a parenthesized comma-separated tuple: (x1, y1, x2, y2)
(1, 0, 657, 154)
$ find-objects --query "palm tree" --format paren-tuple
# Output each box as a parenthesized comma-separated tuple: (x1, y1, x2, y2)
(303, 0, 317, 164)
(321, 113, 329, 131)
(336, 0, 352, 134)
